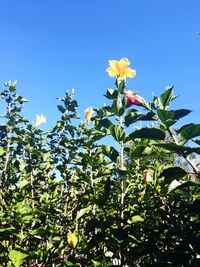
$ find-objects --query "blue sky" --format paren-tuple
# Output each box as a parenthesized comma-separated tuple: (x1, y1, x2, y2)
(0, 0, 199, 128)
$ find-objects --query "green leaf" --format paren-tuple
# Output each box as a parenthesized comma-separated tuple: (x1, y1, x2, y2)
(158, 86, 176, 109)
(171, 181, 200, 191)
(112, 98, 124, 116)
(76, 206, 91, 220)
(178, 123, 200, 141)
(157, 109, 192, 128)
(0, 146, 5, 156)
(102, 145, 119, 162)
(57, 105, 66, 113)
(131, 145, 153, 158)
(154, 142, 200, 154)
(109, 125, 125, 142)
(125, 111, 156, 127)
(15, 202, 33, 223)
(98, 118, 113, 129)
(68, 100, 78, 112)
(118, 168, 128, 176)
(104, 88, 118, 99)
(8, 250, 28, 267)
(126, 128, 165, 142)
(17, 159, 27, 171)
(173, 109, 191, 120)
(128, 215, 144, 224)
(159, 167, 187, 182)
(118, 80, 125, 93)
(0, 226, 16, 233)
(19, 179, 29, 189)
(157, 109, 176, 128)
(101, 106, 115, 117)
(64, 261, 74, 266)
(193, 139, 200, 145)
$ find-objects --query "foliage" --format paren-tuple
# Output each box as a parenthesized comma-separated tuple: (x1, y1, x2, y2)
(0, 69, 200, 267)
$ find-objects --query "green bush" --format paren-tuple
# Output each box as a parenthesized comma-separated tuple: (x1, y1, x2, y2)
(0, 59, 200, 266)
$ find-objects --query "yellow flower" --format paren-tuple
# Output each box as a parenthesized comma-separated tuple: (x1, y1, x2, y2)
(106, 58, 136, 80)
(67, 231, 78, 248)
(85, 107, 93, 122)
(35, 114, 46, 127)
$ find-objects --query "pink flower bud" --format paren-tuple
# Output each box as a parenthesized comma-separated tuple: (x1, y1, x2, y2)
(125, 91, 145, 106)
(144, 170, 153, 183)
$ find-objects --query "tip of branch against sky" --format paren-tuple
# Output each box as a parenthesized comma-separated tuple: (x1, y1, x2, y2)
(0, 0, 199, 128)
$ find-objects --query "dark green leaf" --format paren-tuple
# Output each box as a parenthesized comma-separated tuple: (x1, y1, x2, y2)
(159, 167, 187, 181)
(102, 145, 119, 162)
(171, 181, 200, 191)
(98, 118, 113, 129)
(157, 109, 192, 128)
(178, 123, 200, 141)
(157, 109, 176, 128)
(118, 80, 125, 93)
(193, 139, 200, 145)
(57, 105, 66, 113)
(126, 128, 165, 142)
(154, 142, 200, 154)
(125, 111, 156, 127)
(173, 109, 191, 120)
(104, 88, 118, 99)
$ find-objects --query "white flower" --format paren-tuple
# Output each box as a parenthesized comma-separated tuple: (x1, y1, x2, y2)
(168, 179, 181, 192)
(35, 114, 46, 127)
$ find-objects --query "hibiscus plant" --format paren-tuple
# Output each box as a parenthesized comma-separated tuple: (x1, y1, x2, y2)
(0, 59, 200, 267)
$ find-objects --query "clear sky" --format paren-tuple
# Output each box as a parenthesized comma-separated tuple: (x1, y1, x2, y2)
(0, 0, 199, 128)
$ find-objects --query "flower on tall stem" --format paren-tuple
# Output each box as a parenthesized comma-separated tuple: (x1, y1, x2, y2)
(106, 58, 136, 80)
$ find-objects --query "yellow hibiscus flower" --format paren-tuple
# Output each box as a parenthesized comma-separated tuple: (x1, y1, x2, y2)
(106, 58, 136, 80)
(85, 107, 93, 122)
(67, 231, 78, 248)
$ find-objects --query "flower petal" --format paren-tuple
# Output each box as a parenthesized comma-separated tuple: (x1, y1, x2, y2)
(121, 68, 136, 79)
(118, 58, 130, 70)
(67, 232, 78, 248)
(85, 107, 94, 121)
(109, 60, 120, 73)
(106, 67, 118, 77)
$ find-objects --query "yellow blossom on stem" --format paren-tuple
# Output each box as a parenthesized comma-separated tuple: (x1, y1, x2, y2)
(85, 107, 93, 122)
(67, 231, 78, 248)
(35, 114, 46, 127)
(106, 58, 136, 80)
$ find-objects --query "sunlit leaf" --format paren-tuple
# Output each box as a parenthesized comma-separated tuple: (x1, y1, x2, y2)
(8, 250, 28, 267)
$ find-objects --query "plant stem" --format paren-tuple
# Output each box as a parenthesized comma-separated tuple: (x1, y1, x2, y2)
(30, 171, 35, 209)
(119, 115, 125, 221)
(119, 115, 125, 267)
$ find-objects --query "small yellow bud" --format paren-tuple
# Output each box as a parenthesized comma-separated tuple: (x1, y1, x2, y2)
(67, 231, 78, 248)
